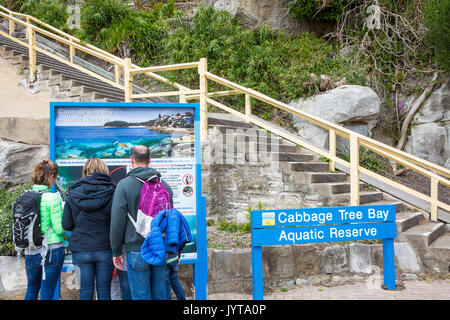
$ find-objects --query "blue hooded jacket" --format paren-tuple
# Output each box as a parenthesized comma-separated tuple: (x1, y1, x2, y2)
(140, 208, 192, 266)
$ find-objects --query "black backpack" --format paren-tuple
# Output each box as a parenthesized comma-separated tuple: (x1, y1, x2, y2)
(12, 190, 46, 251)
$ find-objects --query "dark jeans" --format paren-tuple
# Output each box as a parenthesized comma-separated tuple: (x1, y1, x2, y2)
(24, 246, 64, 300)
(166, 259, 186, 300)
(126, 251, 166, 300)
(72, 250, 114, 300)
(118, 270, 132, 300)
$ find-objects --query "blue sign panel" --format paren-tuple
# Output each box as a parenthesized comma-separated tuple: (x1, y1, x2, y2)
(251, 204, 396, 229)
(252, 222, 396, 246)
(250, 204, 397, 299)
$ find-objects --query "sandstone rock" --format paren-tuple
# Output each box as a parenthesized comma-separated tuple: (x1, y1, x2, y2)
(413, 83, 449, 124)
(291, 85, 381, 150)
(348, 243, 372, 274)
(203, 0, 335, 36)
(394, 243, 421, 273)
(0, 138, 49, 187)
(319, 245, 348, 274)
(405, 122, 449, 168)
(319, 75, 332, 91)
(405, 82, 450, 168)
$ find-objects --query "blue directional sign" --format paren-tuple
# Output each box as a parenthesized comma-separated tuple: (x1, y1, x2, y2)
(250, 204, 397, 299)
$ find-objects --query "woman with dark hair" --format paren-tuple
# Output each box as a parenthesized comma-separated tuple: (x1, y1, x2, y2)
(25, 160, 64, 300)
(62, 158, 116, 300)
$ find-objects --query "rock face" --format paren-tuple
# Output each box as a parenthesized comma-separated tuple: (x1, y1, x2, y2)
(405, 83, 450, 169)
(203, 0, 334, 35)
(0, 138, 49, 188)
(291, 85, 381, 151)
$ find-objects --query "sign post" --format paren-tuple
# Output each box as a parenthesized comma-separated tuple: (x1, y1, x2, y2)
(50, 102, 207, 300)
(251, 204, 397, 300)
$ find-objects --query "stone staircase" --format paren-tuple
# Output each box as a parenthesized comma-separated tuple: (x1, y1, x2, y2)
(0, 32, 160, 103)
(207, 116, 449, 274)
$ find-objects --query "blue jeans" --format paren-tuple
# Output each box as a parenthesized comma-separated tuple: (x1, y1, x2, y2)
(72, 250, 114, 300)
(166, 259, 186, 300)
(25, 246, 64, 300)
(126, 251, 166, 300)
(118, 270, 132, 300)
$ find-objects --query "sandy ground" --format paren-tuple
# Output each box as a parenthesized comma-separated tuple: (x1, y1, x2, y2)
(0, 57, 52, 118)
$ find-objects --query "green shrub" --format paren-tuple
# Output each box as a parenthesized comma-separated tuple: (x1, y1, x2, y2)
(0, 182, 32, 256)
(20, 0, 69, 31)
(79, 0, 130, 42)
(160, 6, 366, 111)
(337, 146, 384, 173)
(287, 0, 351, 22)
(423, 0, 450, 72)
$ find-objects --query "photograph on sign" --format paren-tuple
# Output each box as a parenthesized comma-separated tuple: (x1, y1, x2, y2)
(52, 104, 198, 262)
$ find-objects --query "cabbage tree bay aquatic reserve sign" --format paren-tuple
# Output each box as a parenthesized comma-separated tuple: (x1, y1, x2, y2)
(252, 205, 396, 245)
(251, 204, 397, 299)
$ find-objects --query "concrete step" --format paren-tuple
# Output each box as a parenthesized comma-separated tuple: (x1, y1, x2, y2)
(397, 222, 445, 248)
(81, 91, 106, 102)
(396, 211, 423, 233)
(430, 232, 450, 250)
(247, 141, 299, 153)
(0, 45, 15, 59)
(60, 78, 83, 91)
(273, 153, 315, 162)
(69, 85, 93, 97)
(309, 172, 347, 183)
(363, 200, 410, 213)
(281, 161, 329, 172)
(327, 182, 366, 195)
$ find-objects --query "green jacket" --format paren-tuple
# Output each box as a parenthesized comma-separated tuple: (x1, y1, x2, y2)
(32, 185, 64, 244)
(110, 167, 173, 257)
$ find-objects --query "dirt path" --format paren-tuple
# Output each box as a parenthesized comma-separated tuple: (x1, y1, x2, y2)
(0, 57, 52, 119)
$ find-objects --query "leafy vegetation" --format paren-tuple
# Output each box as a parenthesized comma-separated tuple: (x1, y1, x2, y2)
(0, 182, 32, 256)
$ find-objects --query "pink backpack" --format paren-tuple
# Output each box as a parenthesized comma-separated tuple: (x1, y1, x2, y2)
(127, 175, 172, 238)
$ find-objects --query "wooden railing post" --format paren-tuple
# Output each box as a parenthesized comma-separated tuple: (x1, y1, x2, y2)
(27, 24, 36, 82)
(69, 38, 75, 64)
(124, 58, 133, 102)
(350, 134, 360, 206)
(114, 64, 121, 84)
(245, 94, 252, 123)
(430, 176, 438, 221)
(179, 87, 187, 103)
(9, 19, 14, 36)
(199, 58, 208, 140)
(329, 129, 336, 172)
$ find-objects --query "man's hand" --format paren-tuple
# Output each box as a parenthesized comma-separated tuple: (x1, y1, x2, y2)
(113, 255, 124, 270)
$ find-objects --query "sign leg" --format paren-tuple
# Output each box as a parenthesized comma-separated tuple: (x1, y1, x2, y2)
(194, 196, 208, 300)
(382, 238, 396, 290)
(252, 245, 263, 300)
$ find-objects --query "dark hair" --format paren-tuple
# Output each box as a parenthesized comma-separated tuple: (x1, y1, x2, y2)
(31, 160, 58, 187)
(131, 145, 150, 164)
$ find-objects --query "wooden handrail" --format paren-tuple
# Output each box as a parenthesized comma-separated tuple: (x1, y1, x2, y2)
(0, 4, 448, 221)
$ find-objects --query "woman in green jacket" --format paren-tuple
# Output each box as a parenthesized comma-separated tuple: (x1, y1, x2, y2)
(24, 160, 65, 300)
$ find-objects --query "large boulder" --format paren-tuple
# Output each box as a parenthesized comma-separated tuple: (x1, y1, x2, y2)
(405, 83, 450, 168)
(0, 138, 49, 188)
(203, 0, 334, 36)
(291, 85, 381, 150)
